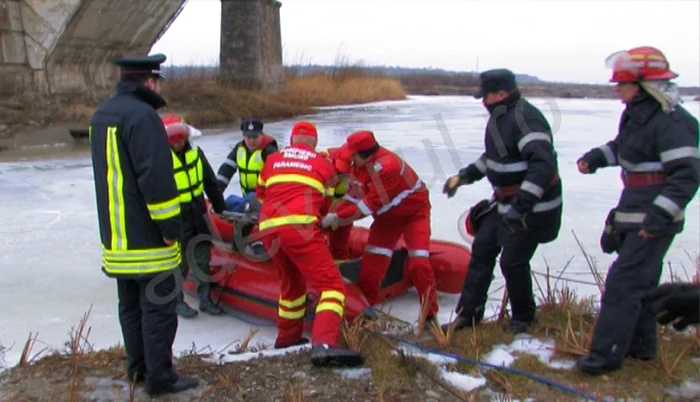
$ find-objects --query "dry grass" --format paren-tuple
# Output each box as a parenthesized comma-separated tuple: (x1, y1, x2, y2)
(341, 314, 374, 352)
(1, 60, 407, 140)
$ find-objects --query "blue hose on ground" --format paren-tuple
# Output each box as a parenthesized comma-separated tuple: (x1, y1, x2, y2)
(378, 332, 598, 401)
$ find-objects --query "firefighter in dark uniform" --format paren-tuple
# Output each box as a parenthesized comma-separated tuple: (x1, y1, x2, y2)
(575, 46, 700, 375)
(162, 115, 227, 318)
(216, 118, 279, 212)
(89, 54, 198, 396)
(441, 69, 563, 334)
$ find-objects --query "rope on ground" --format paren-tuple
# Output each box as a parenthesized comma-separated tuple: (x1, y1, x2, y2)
(372, 330, 598, 401)
(363, 328, 470, 402)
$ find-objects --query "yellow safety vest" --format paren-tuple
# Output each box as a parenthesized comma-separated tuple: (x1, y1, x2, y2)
(237, 146, 265, 196)
(172, 147, 204, 203)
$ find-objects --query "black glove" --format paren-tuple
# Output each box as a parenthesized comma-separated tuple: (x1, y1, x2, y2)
(503, 206, 527, 233)
(641, 204, 671, 237)
(599, 209, 623, 254)
(643, 283, 700, 331)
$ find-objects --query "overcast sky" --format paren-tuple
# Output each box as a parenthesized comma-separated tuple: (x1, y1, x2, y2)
(151, 0, 700, 86)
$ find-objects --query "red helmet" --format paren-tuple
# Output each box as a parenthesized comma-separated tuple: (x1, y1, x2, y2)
(162, 114, 190, 145)
(606, 46, 678, 83)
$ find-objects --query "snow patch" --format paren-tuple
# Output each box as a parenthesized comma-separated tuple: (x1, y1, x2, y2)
(201, 343, 310, 364)
(482, 346, 516, 367)
(490, 334, 576, 370)
(334, 367, 372, 380)
(440, 368, 487, 392)
(393, 345, 459, 366)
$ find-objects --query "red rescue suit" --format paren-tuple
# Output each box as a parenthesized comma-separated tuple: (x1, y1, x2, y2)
(256, 142, 347, 349)
(335, 132, 438, 318)
(321, 146, 362, 260)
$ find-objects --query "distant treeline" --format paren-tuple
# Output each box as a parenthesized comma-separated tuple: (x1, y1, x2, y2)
(160, 64, 699, 98)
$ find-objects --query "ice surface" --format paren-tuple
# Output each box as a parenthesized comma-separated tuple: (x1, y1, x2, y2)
(1, 96, 699, 369)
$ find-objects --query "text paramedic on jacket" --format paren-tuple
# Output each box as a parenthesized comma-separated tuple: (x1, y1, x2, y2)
(321, 130, 439, 323)
(575, 46, 700, 376)
(255, 121, 364, 368)
(89, 53, 198, 396)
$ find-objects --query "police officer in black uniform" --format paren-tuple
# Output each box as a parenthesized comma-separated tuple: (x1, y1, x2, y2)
(89, 54, 198, 396)
(575, 46, 700, 375)
(441, 69, 563, 334)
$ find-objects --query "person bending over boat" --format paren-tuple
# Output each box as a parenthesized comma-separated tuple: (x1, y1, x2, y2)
(163, 114, 227, 319)
(320, 144, 363, 260)
(575, 46, 699, 376)
(216, 118, 278, 212)
(256, 121, 364, 367)
(441, 68, 562, 335)
(320, 130, 439, 325)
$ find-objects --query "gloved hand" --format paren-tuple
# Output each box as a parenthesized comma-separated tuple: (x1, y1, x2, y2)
(503, 206, 527, 233)
(320, 213, 339, 229)
(643, 283, 700, 331)
(442, 175, 468, 198)
(599, 209, 623, 254)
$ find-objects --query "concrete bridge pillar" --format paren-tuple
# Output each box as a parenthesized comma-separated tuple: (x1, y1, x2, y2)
(219, 0, 285, 93)
(0, 0, 285, 96)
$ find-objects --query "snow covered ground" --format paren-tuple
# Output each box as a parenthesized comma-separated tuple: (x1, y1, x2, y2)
(0, 95, 698, 372)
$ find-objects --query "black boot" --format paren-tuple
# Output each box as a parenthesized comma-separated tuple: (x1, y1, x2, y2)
(576, 354, 622, 376)
(441, 315, 477, 333)
(310, 345, 364, 368)
(197, 284, 223, 315)
(507, 318, 537, 334)
(175, 292, 198, 318)
(146, 374, 199, 396)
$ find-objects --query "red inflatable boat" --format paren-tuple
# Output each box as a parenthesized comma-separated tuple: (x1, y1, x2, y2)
(183, 205, 471, 328)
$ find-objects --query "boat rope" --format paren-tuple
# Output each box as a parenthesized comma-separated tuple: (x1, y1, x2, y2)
(368, 329, 598, 401)
(363, 328, 470, 401)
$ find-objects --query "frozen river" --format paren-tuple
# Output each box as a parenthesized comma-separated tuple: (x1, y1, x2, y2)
(1, 95, 698, 368)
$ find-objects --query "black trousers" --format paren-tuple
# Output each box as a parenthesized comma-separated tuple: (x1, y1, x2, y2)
(456, 210, 539, 323)
(116, 271, 179, 387)
(587, 232, 675, 365)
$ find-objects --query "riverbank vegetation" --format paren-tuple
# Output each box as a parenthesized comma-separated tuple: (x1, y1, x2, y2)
(1, 241, 698, 401)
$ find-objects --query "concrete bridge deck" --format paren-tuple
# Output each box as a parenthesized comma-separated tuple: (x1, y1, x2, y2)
(0, 0, 284, 96)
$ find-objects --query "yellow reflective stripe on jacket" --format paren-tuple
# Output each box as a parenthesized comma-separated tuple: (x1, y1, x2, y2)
(237, 147, 265, 196)
(258, 215, 318, 231)
(102, 243, 181, 275)
(106, 126, 128, 250)
(172, 148, 204, 204)
(278, 294, 307, 320)
(264, 174, 325, 194)
(316, 290, 345, 317)
(146, 197, 180, 220)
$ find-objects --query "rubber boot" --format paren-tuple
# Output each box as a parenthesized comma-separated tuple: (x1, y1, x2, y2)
(310, 344, 364, 368)
(197, 284, 223, 315)
(146, 374, 199, 396)
(175, 292, 198, 318)
(507, 318, 537, 334)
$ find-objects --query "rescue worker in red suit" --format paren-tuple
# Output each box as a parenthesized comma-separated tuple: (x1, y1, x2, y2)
(320, 145, 363, 260)
(256, 121, 364, 368)
(575, 47, 699, 375)
(320, 131, 439, 324)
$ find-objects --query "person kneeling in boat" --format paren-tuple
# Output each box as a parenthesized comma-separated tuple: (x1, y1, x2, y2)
(163, 115, 227, 318)
(256, 121, 364, 367)
(320, 130, 439, 325)
(320, 144, 362, 260)
(216, 118, 278, 213)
